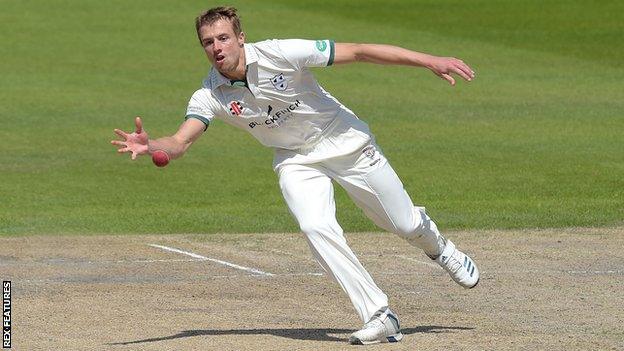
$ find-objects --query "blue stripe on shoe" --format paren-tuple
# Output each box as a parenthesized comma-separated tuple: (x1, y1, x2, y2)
(387, 313, 400, 328)
(470, 265, 475, 277)
(464, 256, 468, 267)
(467, 260, 472, 271)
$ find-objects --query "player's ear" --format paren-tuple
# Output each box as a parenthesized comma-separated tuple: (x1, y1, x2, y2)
(238, 31, 245, 47)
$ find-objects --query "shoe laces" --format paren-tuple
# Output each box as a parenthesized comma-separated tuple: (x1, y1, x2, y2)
(362, 315, 385, 331)
(445, 250, 465, 275)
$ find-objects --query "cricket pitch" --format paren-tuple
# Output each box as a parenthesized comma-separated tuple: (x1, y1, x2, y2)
(2, 227, 623, 350)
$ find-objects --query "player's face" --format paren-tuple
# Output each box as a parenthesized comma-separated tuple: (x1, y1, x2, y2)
(199, 19, 245, 77)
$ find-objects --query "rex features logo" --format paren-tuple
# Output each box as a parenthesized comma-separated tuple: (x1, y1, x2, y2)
(249, 100, 301, 129)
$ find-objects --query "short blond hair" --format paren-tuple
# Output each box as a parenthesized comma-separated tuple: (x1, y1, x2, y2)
(195, 6, 242, 44)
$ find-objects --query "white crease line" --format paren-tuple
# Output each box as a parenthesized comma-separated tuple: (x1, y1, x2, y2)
(149, 244, 275, 276)
(394, 254, 439, 268)
(299, 272, 324, 276)
(126, 258, 206, 263)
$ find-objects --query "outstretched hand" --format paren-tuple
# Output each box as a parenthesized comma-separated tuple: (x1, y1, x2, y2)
(111, 117, 149, 160)
(427, 57, 475, 86)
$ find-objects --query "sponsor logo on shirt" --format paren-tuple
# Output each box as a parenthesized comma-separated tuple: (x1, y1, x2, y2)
(248, 100, 301, 129)
(228, 101, 243, 115)
(270, 73, 288, 91)
(315, 40, 327, 52)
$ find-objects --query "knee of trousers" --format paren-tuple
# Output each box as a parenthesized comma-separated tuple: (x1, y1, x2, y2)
(393, 209, 434, 239)
(298, 223, 349, 257)
(388, 207, 422, 237)
(393, 221, 418, 238)
(298, 219, 343, 241)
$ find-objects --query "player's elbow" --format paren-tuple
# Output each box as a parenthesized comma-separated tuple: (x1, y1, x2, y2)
(351, 44, 368, 62)
(180, 139, 195, 156)
(170, 136, 193, 157)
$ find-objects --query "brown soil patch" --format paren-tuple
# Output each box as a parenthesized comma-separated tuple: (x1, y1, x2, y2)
(2, 227, 623, 350)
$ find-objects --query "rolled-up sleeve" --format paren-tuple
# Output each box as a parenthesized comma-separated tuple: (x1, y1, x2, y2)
(185, 89, 219, 131)
(277, 39, 335, 70)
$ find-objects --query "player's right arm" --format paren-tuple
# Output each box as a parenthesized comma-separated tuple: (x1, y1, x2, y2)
(111, 116, 205, 160)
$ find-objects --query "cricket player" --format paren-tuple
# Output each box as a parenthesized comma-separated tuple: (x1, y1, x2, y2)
(111, 7, 479, 345)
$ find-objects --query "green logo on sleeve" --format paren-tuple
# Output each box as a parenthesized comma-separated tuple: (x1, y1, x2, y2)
(315, 40, 327, 52)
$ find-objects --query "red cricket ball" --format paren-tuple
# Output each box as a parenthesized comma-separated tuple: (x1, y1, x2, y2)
(152, 150, 170, 167)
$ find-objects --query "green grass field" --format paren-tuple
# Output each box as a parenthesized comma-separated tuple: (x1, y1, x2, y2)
(1, 0, 622, 235)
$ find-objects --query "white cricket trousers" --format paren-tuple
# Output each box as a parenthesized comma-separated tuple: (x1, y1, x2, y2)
(277, 142, 444, 323)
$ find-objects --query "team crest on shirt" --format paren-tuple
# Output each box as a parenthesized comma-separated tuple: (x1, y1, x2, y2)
(270, 73, 288, 91)
(363, 145, 376, 159)
(362, 145, 380, 166)
(228, 101, 243, 116)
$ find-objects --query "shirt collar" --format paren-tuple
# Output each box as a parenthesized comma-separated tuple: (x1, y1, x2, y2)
(243, 43, 259, 65)
(205, 43, 258, 89)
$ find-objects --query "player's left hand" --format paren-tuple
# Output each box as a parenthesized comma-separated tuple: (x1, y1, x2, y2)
(427, 57, 475, 86)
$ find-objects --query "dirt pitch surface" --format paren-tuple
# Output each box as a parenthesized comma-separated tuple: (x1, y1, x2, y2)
(2, 227, 623, 350)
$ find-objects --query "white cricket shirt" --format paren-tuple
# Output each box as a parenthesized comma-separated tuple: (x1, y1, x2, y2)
(185, 39, 373, 169)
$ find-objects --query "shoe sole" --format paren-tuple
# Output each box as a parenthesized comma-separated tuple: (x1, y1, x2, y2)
(456, 277, 481, 289)
(349, 332, 404, 345)
(463, 276, 480, 289)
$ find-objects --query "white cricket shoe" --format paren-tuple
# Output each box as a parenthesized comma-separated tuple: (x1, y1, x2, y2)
(436, 239, 480, 288)
(349, 308, 403, 345)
